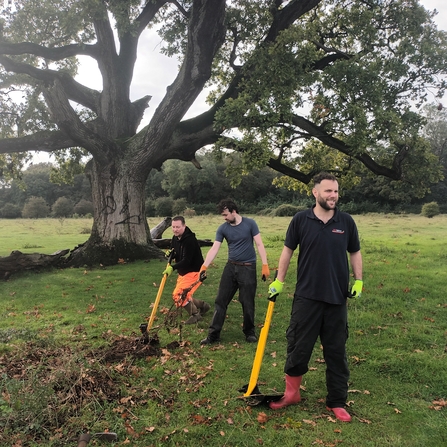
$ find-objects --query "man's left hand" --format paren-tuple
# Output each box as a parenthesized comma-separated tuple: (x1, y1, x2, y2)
(261, 264, 270, 281)
(350, 280, 363, 298)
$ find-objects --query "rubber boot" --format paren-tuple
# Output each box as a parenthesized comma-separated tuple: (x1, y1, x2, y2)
(183, 301, 202, 324)
(326, 406, 351, 422)
(193, 298, 211, 316)
(269, 375, 302, 410)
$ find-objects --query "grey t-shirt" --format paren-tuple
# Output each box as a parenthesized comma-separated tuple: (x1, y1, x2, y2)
(215, 217, 260, 263)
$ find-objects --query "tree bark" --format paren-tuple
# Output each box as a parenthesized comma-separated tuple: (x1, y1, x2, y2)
(150, 217, 172, 239)
(64, 158, 162, 267)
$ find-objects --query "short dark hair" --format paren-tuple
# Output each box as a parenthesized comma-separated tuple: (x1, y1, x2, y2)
(313, 172, 338, 186)
(217, 199, 238, 214)
(172, 216, 185, 225)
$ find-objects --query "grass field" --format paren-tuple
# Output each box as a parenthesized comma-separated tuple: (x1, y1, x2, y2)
(0, 214, 446, 446)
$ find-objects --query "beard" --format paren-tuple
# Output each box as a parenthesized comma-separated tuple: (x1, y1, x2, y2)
(317, 196, 337, 211)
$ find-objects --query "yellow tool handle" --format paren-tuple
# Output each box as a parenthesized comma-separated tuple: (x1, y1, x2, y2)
(243, 298, 275, 397)
(146, 271, 168, 331)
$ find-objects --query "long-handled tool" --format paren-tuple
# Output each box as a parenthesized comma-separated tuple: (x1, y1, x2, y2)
(76, 432, 117, 446)
(140, 250, 175, 343)
(239, 272, 282, 406)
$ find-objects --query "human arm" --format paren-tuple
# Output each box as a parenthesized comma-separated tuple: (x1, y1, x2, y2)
(350, 250, 362, 281)
(253, 233, 270, 280)
(349, 250, 363, 297)
(253, 233, 268, 265)
(268, 246, 294, 298)
(202, 241, 222, 268)
(276, 246, 294, 282)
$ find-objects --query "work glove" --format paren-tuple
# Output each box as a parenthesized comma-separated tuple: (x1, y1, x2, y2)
(268, 278, 284, 299)
(199, 265, 207, 281)
(165, 249, 176, 260)
(163, 265, 173, 277)
(261, 264, 270, 281)
(350, 280, 363, 298)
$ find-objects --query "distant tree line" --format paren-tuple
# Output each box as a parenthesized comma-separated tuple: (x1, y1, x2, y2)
(0, 144, 446, 219)
(0, 163, 93, 218)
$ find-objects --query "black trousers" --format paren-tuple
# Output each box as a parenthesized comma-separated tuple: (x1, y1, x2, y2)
(207, 262, 257, 340)
(284, 295, 349, 408)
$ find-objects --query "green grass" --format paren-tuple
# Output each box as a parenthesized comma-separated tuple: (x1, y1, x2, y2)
(0, 214, 446, 446)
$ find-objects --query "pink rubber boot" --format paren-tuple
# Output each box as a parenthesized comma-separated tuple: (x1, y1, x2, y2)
(326, 406, 352, 422)
(269, 375, 302, 410)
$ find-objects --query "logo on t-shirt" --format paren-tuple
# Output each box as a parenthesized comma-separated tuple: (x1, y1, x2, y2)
(332, 229, 345, 234)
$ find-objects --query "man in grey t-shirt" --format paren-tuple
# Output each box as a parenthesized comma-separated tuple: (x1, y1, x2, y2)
(199, 199, 270, 345)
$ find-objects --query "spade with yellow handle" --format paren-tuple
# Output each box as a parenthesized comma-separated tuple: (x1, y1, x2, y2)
(139, 250, 175, 342)
(239, 271, 282, 405)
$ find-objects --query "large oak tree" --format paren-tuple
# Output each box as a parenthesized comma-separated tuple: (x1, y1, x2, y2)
(0, 0, 446, 265)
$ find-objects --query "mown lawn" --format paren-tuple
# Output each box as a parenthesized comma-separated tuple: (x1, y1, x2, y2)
(0, 214, 446, 446)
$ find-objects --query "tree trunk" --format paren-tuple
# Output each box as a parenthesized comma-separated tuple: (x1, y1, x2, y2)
(0, 250, 70, 280)
(65, 159, 162, 267)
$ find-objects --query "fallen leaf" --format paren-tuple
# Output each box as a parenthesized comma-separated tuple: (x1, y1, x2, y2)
(303, 419, 316, 426)
(432, 398, 446, 407)
(86, 304, 96, 314)
(257, 412, 268, 424)
(358, 418, 372, 424)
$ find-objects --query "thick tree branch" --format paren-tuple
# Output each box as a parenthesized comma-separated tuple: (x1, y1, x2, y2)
(0, 55, 100, 112)
(289, 114, 402, 179)
(134, 0, 170, 35)
(0, 41, 99, 60)
(42, 78, 113, 164)
(265, 0, 322, 43)
(0, 129, 76, 155)
(139, 0, 226, 167)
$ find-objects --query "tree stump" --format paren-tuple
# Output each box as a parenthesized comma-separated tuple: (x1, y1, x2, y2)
(150, 217, 172, 239)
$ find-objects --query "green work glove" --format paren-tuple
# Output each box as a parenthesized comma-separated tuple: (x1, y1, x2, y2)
(163, 265, 173, 277)
(350, 280, 363, 298)
(268, 278, 284, 299)
(165, 249, 176, 260)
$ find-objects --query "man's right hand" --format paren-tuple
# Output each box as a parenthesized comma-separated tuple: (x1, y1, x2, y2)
(163, 265, 173, 277)
(268, 278, 284, 299)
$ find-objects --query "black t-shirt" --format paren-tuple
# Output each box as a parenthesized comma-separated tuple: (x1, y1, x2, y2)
(284, 206, 361, 304)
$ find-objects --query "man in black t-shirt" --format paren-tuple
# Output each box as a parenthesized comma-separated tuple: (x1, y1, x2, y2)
(268, 172, 363, 422)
